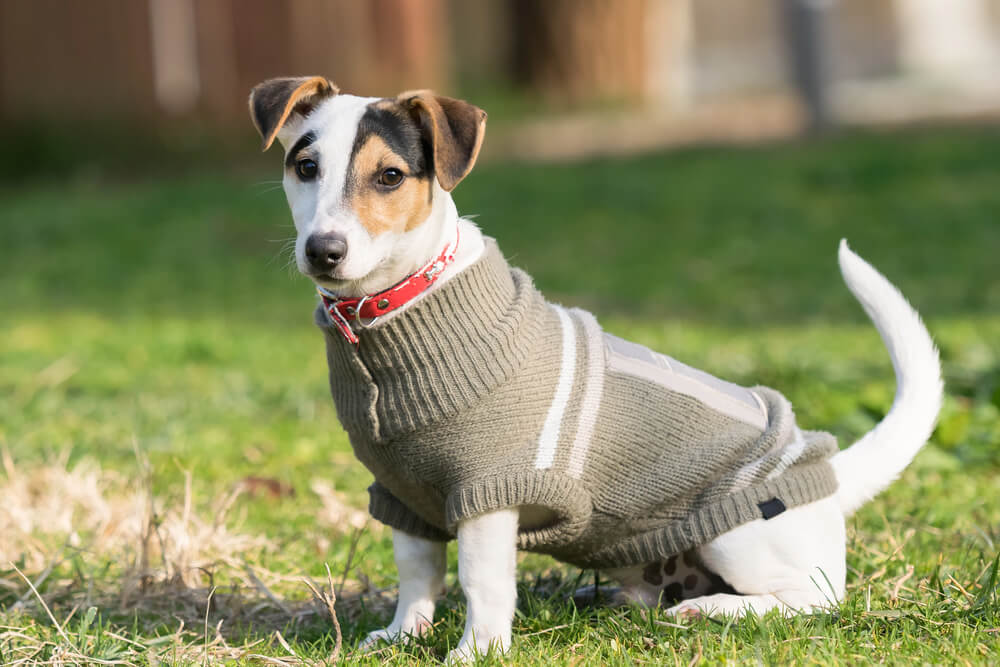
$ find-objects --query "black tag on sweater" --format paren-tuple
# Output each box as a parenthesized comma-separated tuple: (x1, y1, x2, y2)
(758, 497, 786, 520)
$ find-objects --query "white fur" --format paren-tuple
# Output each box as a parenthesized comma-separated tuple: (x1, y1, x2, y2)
(360, 530, 446, 649)
(275, 93, 942, 659)
(830, 240, 944, 515)
(449, 509, 519, 663)
(667, 494, 846, 617)
(276, 95, 376, 284)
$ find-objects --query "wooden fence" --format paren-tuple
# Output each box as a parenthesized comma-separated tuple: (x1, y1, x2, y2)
(0, 0, 450, 123)
(2, 0, 999, 129)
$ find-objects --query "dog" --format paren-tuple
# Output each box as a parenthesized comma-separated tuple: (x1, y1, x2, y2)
(248, 76, 943, 662)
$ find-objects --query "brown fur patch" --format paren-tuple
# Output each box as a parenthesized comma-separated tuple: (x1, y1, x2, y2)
(372, 99, 399, 112)
(396, 90, 486, 191)
(346, 135, 433, 237)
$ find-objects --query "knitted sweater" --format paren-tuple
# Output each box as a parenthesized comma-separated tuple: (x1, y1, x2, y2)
(315, 240, 839, 569)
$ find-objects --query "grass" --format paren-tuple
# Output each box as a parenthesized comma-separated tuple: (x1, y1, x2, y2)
(1, 126, 999, 664)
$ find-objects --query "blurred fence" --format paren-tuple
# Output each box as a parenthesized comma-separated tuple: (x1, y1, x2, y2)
(0, 0, 450, 122)
(2, 0, 1000, 152)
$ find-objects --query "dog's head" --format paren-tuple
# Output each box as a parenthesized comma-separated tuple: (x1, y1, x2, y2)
(249, 76, 486, 295)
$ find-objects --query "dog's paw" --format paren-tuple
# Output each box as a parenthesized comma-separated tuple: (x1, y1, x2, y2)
(359, 619, 431, 652)
(359, 627, 400, 652)
(667, 600, 710, 621)
(446, 633, 510, 664)
(666, 601, 704, 621)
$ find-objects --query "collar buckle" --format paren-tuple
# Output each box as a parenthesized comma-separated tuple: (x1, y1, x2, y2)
(354, 295, 379, 329)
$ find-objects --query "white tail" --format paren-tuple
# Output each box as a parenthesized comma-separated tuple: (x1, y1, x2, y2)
(830, 240, 943, 516)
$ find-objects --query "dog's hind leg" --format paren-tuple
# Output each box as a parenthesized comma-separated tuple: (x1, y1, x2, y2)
(666, 590, 830, 619)
(602, 550, 735, 607)
(668, 495, 846, 620)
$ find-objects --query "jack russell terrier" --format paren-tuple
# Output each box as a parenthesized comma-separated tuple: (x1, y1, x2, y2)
(249, 76, 943, 662)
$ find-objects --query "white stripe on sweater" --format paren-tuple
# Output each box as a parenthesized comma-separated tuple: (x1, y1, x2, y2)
(766, 424, 807, 480)
(534, 305, 577, 469)
(566, 309, 605, 478)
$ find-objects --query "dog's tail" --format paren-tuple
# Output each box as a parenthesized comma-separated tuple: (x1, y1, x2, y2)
(829, 240, 943, 516)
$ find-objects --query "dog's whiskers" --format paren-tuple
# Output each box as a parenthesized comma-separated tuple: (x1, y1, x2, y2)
(266, 238, 298, 269)
(252, 185, 284, 197)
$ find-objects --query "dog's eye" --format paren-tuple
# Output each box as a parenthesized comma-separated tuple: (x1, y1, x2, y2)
(295, 158, 318, 181)
(378, 168, 404, 188)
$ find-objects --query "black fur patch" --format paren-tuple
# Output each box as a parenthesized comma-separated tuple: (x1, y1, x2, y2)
(252, 79, 304, 141)
(758, 497, 787, 520)
(344, 104, 429, 197)
(284, 131, 317, 169)
(662, 582, 684, 604)
(642, 561, 663, 586)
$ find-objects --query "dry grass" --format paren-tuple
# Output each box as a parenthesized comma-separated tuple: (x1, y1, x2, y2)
(0, 450, 392, 665)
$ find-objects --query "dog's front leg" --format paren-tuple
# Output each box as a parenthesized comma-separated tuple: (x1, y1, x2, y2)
(361, 529, 446, 649)
(447, 508, 518, 663)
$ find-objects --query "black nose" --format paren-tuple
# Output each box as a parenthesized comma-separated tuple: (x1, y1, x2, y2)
(304, 233, 348, 272)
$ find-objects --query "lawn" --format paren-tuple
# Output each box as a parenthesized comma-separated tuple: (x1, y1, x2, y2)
(1, 127, 999, 664)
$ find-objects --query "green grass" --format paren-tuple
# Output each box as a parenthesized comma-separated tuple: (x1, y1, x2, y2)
(1, 127, 999, 664)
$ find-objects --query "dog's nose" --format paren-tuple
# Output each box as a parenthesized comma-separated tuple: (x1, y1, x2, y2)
(304, 233, 348, 272)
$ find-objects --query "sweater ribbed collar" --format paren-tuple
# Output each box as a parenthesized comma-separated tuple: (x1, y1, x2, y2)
(319, 239, 550, 442)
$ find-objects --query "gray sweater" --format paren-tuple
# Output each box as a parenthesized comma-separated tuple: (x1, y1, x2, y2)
(316, 240, 838, 569)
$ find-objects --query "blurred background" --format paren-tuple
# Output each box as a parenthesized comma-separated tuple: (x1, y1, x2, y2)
(5, 0, 1000, 171)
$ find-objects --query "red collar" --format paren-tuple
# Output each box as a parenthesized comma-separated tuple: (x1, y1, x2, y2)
(317, 227, 460, 344)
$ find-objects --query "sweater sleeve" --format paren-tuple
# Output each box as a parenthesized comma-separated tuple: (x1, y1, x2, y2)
(444, 471, 593, 552)
(368, 482, 452, 542)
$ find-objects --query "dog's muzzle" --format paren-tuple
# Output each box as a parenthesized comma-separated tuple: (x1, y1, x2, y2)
(305, 232, 348, 273)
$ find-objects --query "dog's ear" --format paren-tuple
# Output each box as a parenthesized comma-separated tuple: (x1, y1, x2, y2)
(397, 91, 487, 191)
(249, 76, 339, 151)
